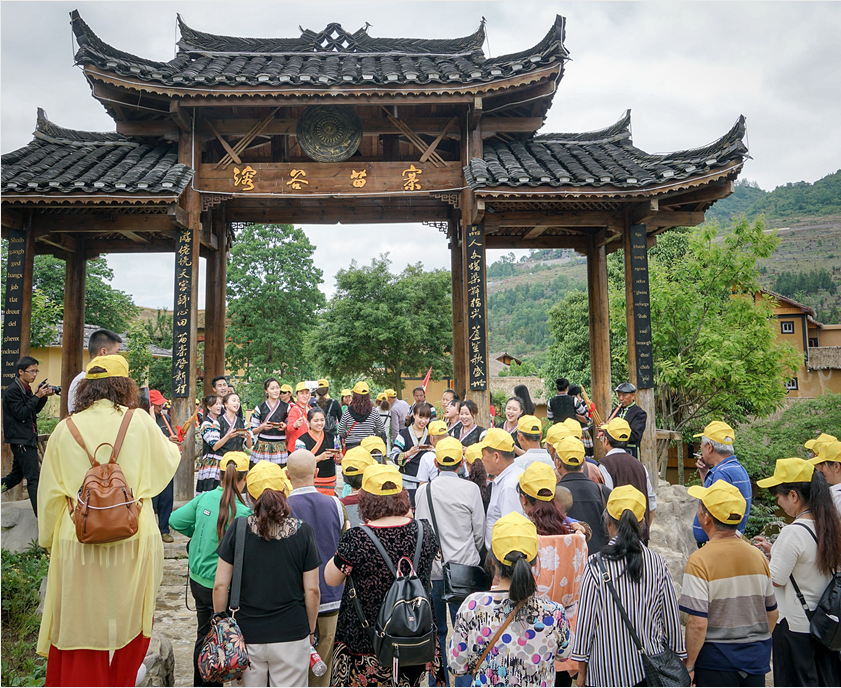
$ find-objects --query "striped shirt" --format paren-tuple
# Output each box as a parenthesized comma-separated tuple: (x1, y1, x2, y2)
(571, 545, 686, 687)
(338, 408, 384, 447)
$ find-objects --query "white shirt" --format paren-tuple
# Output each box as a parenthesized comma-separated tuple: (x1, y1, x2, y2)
(831, 482, 841, 516)
(598, 448, 658, 510)
(67, 370, 86, 413)
(514, 447, 554, 471)
(416, 450, 439, 483)
(485, 461, 525, 549)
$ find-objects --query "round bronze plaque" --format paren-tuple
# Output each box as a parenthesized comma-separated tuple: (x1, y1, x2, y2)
(296, 106, 363, 163)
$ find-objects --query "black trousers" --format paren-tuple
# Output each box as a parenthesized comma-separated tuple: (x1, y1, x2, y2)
(190, 578, 222, 687)
(772, 618, 841, 686)
(151, 478, 174, 533)
(694, 667, 765, 686)
(2, 444, 40, 516)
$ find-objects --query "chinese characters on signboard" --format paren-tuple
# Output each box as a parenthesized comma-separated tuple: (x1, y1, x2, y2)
(233, 166, 256, 191)
(466, 225, 488, 390)
(171, 228, 194, 398)
(1, 230, 26, 388)
(229, 165, 431, 193)
(629, 224, 654, 389)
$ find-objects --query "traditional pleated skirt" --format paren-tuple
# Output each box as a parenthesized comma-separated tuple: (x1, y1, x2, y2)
(314, 475, 337, 496)
(195, 452, 221, 493)
(251, 438, 288, 466)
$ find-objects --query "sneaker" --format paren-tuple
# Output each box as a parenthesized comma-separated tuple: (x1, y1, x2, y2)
(161, 533, 174, 543)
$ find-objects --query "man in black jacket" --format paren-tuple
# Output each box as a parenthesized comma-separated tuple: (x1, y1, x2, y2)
(606, 382, 647, 458)
(2, 356, 56, 515)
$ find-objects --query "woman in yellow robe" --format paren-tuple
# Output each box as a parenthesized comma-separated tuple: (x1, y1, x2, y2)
(37, 355, 180, 686)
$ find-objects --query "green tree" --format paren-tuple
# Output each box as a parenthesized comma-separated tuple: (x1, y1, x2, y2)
(310, 255, 452, 392)
(225, 224, 325, 395)
(125, 320, 152, 387)
(29, 289, 61, 348)
(144, 309, 173, 393)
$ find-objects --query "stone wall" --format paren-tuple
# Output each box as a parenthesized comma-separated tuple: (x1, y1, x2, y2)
(648, 480, 698, 598)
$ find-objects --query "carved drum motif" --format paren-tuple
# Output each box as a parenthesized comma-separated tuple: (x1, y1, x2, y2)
(296, 106, 363, 162)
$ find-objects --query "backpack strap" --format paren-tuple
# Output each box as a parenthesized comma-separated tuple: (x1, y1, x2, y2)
(789, 522, 820, 620)
(229, 516, 248, 615)
(472, 598, 526, 680)
(107, 408, 134, 464)
(360, 524, 398, 577)
(65, 416, 98, 467)
(413, 519, 424, 573)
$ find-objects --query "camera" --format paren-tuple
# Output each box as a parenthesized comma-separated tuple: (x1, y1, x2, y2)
(38, 381, 62, 395)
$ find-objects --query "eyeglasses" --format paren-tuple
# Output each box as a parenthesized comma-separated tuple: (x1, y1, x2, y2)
(24, 368, 39, 375)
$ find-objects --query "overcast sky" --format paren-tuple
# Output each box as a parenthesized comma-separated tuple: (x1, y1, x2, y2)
(3, 1, 840, 309)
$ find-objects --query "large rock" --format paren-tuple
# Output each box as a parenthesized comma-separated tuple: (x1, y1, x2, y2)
(1, 499, 40, 552)
(648, 480, 698, 598)
(138, 632, 176, 687)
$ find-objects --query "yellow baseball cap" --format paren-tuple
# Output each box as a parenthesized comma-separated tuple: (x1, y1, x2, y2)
(222, 451, 249, 473)
(517, 415, 542, 435)
(562, 417, 582, 440)
(805, 433, 838, 453)
(480, 428, 516, 453)
(385, 388, 397, 398)
(810, 440, 841, 465)
(607, 484, 647, 522)
(280, 384, 293, 393)
(545, 423, 572, 446)
(492, 512, 538, 567)
(758, 458, 814, 488)
(341, 388, 352, 397)
(376, 391, 387, 402)
(360, 435, 387, 456)
(362, 463, 403, 496)
(687, 479, 746, 524)
(518, 462, 556, 501)
(428, 420, 449, 436)
(352, 381, 370, 395)
(435, 437, 464, 466)
(693, 420, 735, 445)
(554, 436, 586, 466)
(464, 443, 483, 465)
(317, 378, 329, 388)
(86, 354, 129, 379)
(342, 446, 375, 475)
(247, 460, 290, 500)
(295, 381, 309, 393)
(602, 418, 631, 441)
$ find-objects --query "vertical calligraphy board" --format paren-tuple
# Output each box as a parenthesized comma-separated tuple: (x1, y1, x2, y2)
(630, 224, 654, 389)
(466, 225, 488, 390)
(171, 228, 193, 398)
(2, 230, 27, 388)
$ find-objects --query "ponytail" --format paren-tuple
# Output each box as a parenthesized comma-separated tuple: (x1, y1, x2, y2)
(217, 461, 248, 542)
(601, 509, 644, 583)
(489, 550, 536, 605)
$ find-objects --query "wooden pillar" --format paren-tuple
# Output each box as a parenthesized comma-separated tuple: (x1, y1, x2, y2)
(587, 237, 612, 459)
(462, 221, 491, 428)
(59, 237, 87, 418)
(203, 204, 227, 397)
(450, 219, 467, 400)
(624, 222, 658, 484)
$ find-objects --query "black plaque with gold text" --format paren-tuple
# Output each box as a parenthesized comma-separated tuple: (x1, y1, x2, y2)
(630, 223, 653, 389)
(2, 230, 27, 388)
(171, 228, 193, 398)
(466, 225, 488, 390)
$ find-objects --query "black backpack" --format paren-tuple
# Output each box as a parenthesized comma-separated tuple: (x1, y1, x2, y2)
(348, 521, 436, 677)
(790, 523, 841, 651)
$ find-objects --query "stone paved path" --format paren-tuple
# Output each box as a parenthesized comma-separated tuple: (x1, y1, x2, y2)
(155, 532, 194, 687)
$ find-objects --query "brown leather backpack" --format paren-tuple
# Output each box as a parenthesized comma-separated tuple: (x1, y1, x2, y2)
(65, 409, 142, 544)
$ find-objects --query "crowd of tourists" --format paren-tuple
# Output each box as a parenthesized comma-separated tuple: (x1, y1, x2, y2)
(3, 346, 840, 687)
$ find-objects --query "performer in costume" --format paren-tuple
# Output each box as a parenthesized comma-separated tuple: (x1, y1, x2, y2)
(250, 377, 290, 466)
(606, 382, 647, 458)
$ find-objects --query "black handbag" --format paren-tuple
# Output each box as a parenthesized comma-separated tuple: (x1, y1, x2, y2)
(425, 481, 490, 603)
(594, 554, 690, 687)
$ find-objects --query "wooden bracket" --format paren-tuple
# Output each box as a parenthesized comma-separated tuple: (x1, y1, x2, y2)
(469, 97, 483, 130)
(167, 203, 190, 229)
(630, 199, 659, 225)
(420, 116, 458, 164)
(170, 101, 191, 134)
(1, 208, 24, 231)
(206, 120, 242, 165)
(525, 224, 551, 240)
(381, 106, 446, 168)
(35, 233, 77, 253)
(214, 107, 280, 169)
(594, 226, 623, 248)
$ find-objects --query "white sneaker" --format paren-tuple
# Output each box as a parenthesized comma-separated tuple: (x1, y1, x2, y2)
(135, 662, 147, 686)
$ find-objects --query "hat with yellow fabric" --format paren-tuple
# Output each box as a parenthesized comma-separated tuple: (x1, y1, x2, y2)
(86, 354, 129, 379)
(317, 378, 329, 388)
(607, 484, 647, 522)
(810, 440, 841, 465)
(295, 381, 309, 393)
(352, 381, 370, 395)
(464, 443, 483, 465)
(562, 417, 583, 440)
(428, 420, 449, 437)
(362, 463, 403, 496)
(435, 437, 464, 466)
(360, 435, 387, 457)
(805, 433, 838, 454)
(554, 436, 586, 466)
(247, 460, 290, 500)
(222, 451, 250, 473)
(480, 427, 516, 453)
(602, 418, 631, 442)
(342, 446, 375, 476)
(376, 392, 387, 402)
(757, 458, 814, 488)
(687, 479, 746, 524)
(693, 420, 736, 445)
(491, 512, 538, 567)
(385, 389, 397, 398)
(518, 462, 556, 501)
(517, 415, 542, 435)
(545, 423, 572, 446)
(280, 384, 293, 394)
(340, 388, 352, 398)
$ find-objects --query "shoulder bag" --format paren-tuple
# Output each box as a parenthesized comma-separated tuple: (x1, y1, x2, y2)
(425, 482, 491, 603)
(594, 553, 690, 687)
(469, 598, 526, 686)
(197, 517, 251, 683)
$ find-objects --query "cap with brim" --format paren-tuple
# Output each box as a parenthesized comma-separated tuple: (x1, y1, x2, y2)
(615, 382, 637, 393)
(222, 451, 250, 473)
(341, 389, 352, 398)
(687, 479, 746, 524)
(435, 437, 464, 466)
(317, 379, 329, 388)
(464, 443, 483, 465)
(295, 381, 309, 393)
(385, 389, 397, 398)
(342, 447, 375, 475)
(86, 354, 129, 379)
(607, 484, 647, 522)
(554, 436, 586, 465)
(562, 417, 583, 439)
(352, 381, 370, 395)
(360, 435, 387, 456)
(810, 440, 841, 466)
(517, 415, 542, 435)
(247, 460, 290, 500)
(602, 418, 631, 441)
(427, 420, 449, 436)
(492, 512, 538, 567)
(805, 433, 838, 454)
(376, 392, 386, 402)
(518, 462, 556, 501)
(280, 384, 293, 394)
(149, 389, 167, 406)
(757, 458, 814, 488)
(480, 428, 516, 453)
(692, 420, 736, 445)
(545, 423, 572, 446)
(362, 463, 402, 496)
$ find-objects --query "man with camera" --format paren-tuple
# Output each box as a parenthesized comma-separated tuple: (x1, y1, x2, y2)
(2, 356, 56, 516)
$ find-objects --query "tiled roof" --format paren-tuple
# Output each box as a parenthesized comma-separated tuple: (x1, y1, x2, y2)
(45, 321, 172, 358)
(466, 111, 748, 190)
(71, 11, 568, 88)
(1, 109, 193, 195)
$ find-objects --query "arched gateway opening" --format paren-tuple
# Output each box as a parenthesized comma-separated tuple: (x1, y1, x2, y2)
(2, 13, 748, 500)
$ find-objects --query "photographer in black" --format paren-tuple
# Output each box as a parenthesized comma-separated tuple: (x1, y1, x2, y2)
(2, 356, 56, 515)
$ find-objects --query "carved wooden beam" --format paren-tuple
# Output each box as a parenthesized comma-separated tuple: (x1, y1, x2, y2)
(486, 234, 589, 250)
(205, 119, 242, 165)
(170, 101, 191, 134)
(1, 208, 24, 230)
(420, 117, 458, 164)
(630, 199, 659, 225)
(168, 203, 190, 229)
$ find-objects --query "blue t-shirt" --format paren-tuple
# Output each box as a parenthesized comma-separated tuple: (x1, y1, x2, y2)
(693, 455, 752, 543)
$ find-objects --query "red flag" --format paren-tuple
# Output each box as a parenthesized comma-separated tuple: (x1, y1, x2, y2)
(421, 367, 433, 392)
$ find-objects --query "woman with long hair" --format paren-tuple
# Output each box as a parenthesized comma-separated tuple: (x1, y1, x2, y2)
(197, 394, 224, 493)
(390, 401, 432, 505)
(338, 381, 385, 451)
(214, 392, 251, 457)
(571, 486, 685, 687)
(497, 396, 525, 456)
(448, 399, 486, 447)
(513, 384, 536, 417)
(295, 407, 340, 496)
(465, 442, 491, 513)
(449, 511, 571, 685)
(250, 377, 290, 466)
(170, 453, 252, 687)
(285, 382, 312, 450)
(755, 459, 841, 686)
(213, 461, 320, 687)
(324, 464, 443, 686)
(37, 355, 180, 686)
(376, 392, 392, 451)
